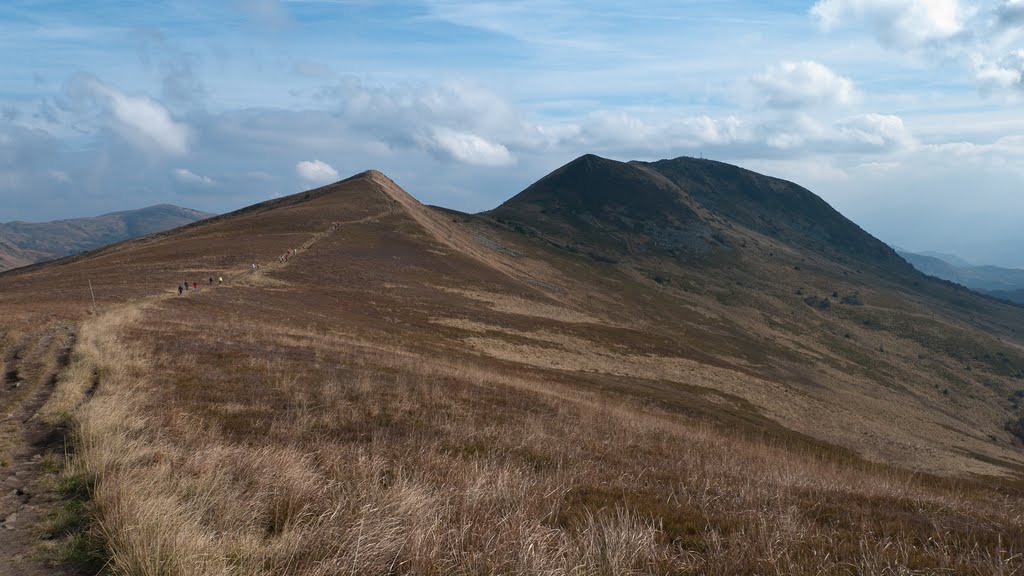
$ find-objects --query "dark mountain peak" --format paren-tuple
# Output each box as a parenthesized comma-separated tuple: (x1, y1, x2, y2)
(492, 154, 698, 221)
(486, 153, 913, 273)
(485, 154, 712, 257)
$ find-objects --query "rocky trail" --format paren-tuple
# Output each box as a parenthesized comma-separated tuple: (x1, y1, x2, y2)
(0, 325, 83, 576)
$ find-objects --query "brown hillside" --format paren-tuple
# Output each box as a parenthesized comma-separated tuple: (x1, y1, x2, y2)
(2, 164, 1024, 574)
(0, 204, 212, 273)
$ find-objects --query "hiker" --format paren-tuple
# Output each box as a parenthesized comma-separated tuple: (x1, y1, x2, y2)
(193, 282, 198, 290)
(183, 281, 188, 291)
(218, 276, 223, 284)
(252, 262, 257, 271)
(209, 277, 213, 285)
(178, 284, 183, 296)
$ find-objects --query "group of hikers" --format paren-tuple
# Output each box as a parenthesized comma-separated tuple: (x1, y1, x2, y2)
(178, 276, 223, 296)
(176, 233, 322, 296)
(172, 221, 344, 297)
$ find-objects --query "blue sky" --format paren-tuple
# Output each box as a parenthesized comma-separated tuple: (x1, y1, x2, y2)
(3, 0, 1024, 265)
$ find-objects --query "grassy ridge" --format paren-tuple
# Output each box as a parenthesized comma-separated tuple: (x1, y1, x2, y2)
(3, 169, 1024, 574)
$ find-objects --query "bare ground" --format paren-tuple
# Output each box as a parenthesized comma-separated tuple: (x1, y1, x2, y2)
(0, 325, 83, 576)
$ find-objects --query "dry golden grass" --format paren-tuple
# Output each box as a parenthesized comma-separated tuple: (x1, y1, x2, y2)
(54, 304, 1024, 575)
(436, 288, 609, 326)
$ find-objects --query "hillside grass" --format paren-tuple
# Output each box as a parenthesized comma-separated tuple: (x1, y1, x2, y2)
(55, 303, 1024, 575)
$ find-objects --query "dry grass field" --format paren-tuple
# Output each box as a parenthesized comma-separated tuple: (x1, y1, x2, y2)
(3, 169, 1024, 574)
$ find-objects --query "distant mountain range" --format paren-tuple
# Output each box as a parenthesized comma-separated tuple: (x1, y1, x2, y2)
(897, 249, 1024, 304)
(0, 205, 212, 272)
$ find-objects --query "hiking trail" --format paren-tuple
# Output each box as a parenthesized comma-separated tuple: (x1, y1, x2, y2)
(0, 325, 80, 576)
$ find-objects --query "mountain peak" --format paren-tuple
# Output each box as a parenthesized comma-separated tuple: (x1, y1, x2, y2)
(485, 154, 712, 257)
(493, 154, 697, 219)
(486, 153, 912, 272)
(348, 169, 391, 185)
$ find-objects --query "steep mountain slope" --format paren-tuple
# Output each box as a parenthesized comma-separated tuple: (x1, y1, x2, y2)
(642, 157, 910, 270)
(2, 163, 1024, 574)
(0, 204, 212, 272)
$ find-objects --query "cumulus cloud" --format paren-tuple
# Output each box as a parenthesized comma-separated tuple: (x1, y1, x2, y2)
(811, 0, 967, 47)
(318, 77, 543, 161)
(576, 108, 913, 157)
(423, 127, 516, 166)
(750, 61, 857, 108)
(835, 113, 915, 150)
(975, 49, 1024, 91)
(84, 77, 190, 155)
(580, 111, 749, 152)
(172, 168, 214, 186)
(922, 134, 1024, 165)
(296, 159, 338, 182)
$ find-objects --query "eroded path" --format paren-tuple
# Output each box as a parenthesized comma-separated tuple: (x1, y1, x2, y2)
(0, 325, 81, 576)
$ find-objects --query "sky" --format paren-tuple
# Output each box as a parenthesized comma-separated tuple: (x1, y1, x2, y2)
(2, 0, 1024, 266)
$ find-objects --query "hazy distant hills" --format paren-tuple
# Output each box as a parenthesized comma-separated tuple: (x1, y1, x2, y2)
(898, 249, 1024, 304)
(0, 204, 212, 272)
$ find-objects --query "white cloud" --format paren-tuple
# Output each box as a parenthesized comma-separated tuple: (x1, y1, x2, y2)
(320, 77, 540, 158)
(576, 109, 912, 156)
(423, 127, 515, 166)
(835, 113, 915, 149)
(811, 0, 967, 47)
(750, 61, 858, 108)
(86, 78, 190, 155)
(921, 134, 1024, 167)
(296, 159, 338, 182)
(172, 168, 214, 186)
(580, 111, 750, 152)
(975, 49, 1024, 91)
(856, 161, 900, 172)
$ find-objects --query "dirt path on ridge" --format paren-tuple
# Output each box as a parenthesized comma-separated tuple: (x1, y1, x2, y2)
(0, 325, 82, 576)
